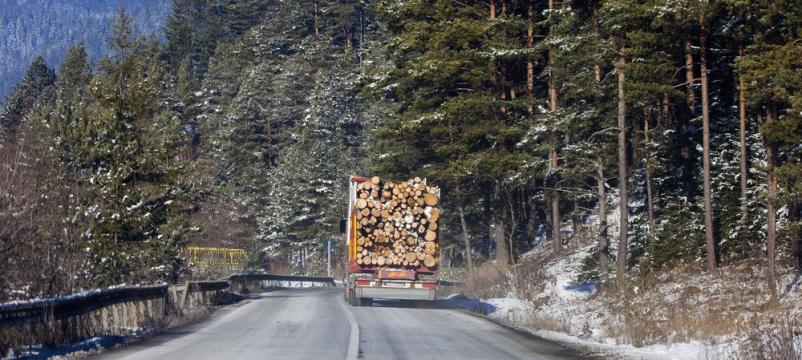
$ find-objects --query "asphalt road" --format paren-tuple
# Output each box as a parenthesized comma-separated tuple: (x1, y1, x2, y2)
(95, 288, 590, 360)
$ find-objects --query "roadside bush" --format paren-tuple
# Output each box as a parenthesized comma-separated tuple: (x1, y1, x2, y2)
(740, 316, 802, 360)
(465, 263, 509, 299)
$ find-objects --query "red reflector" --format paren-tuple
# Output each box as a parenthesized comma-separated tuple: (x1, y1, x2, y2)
(421, 282, 438, 289)
(355, 279, 371, 286)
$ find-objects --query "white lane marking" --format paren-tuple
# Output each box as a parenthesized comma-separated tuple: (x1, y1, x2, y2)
(338, 294, 360, 360)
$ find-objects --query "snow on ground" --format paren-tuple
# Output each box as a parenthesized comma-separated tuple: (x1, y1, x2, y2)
(446, 288, 724, 360)
(449, 239, 802, 359)
(5, 336, 131, 360)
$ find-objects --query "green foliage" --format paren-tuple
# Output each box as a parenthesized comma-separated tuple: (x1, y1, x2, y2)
(4, 0, 802, 296)
(647, 201, 705, 268)
(0, 57, 56, 139)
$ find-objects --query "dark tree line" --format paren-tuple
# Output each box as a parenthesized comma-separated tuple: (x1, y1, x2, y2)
(372, 0, 802, 301)
(0, 1, 800, 303)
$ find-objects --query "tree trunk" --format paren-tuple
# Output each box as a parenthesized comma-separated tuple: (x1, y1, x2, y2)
(684, 39, 696, 114)
(766, 138, 778, 304)
(527, 4, 534, 114)
(489, 0, 496, 19)
(508, 194, 516, 262)
(597, 164, 609, 279)
(548, 0, 560, 254)
(314, 2, 320, 38)
(760, 106, 779, 303)
(616, 52, 628, 289)
(458, 203, 474, 274)
(359, 9, 364, 64)
(494, 181, 509, 268)
(592, 6, 602, 84)
(644, 118, 655, 232)
(662, 94, 671, 127)
(699, 15, 717, 273)
(525, 189, 537, 241)
(738, 44, 749, 222)
(681, 39, 695, 197)
(790, 201, 801, 272)
(550, 148, 560, 253)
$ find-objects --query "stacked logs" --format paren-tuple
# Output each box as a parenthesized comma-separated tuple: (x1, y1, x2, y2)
(354, 176, 440, 268)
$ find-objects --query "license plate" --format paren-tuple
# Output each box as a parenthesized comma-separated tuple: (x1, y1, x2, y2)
(383, 281, 409, 288)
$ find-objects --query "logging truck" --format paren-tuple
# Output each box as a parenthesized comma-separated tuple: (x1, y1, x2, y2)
(343, 175, 440, 306)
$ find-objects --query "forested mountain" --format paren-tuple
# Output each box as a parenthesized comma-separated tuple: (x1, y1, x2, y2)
(0, 0, 170, 103)
(0, 0, 800, 336)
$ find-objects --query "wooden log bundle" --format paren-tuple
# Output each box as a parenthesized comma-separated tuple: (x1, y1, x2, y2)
(354, 176, 440, 269)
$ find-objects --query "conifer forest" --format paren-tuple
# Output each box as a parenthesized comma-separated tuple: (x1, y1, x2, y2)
(1, 0, 801, 357)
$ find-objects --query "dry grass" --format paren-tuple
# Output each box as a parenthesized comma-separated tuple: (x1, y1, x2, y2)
(464, 250, 556, 301)
(464, 240, 802, 357)
(586, 260, 794, 349)
(464, 263, 509, 299)
(739, 317, 802, 360)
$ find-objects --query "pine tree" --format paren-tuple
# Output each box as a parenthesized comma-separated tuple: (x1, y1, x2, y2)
(0, 57, 56, 140)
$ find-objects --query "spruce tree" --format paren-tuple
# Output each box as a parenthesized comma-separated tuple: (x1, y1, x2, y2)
(0, 57, 56, 140)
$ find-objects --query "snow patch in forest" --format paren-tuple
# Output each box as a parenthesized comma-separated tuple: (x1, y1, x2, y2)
(448, 289, 718, 359)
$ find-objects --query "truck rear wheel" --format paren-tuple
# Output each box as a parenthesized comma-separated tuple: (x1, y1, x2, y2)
(347, 287, 361, 306)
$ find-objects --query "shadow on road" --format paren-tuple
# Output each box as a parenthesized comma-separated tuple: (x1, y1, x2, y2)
(365, 299, 458, 310)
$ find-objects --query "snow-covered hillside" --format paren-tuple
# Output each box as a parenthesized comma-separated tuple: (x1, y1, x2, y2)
(453, 243, 802, 359)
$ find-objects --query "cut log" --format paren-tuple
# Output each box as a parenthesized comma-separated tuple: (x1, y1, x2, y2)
(429, 208, 440, 222)
(351, 177, 440, 269)
(424, 193, 438, 206)
(424, 242, 437, 255)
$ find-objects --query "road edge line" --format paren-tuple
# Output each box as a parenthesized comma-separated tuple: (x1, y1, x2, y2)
(338, 293, 360, 360)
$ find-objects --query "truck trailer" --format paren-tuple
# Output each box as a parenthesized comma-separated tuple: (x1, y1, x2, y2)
(343, 175, 440, 306)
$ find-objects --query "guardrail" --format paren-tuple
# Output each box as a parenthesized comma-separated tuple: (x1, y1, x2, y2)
(229, 274, 337, 287)
(0, 280, 233, 353)
(0, 274, 335, 353)
(0, 285, 168, 327)
(438, 279, 465, 287)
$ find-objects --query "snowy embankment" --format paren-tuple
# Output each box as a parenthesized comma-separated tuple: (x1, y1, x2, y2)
(448, 243, 801, 359)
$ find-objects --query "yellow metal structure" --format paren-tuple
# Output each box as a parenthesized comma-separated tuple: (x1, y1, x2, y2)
(187, 246, 247, 270)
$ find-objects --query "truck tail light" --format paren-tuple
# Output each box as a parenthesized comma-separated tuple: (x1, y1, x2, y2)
(355, 279, 371, 286)
(420, 282, 438, 289)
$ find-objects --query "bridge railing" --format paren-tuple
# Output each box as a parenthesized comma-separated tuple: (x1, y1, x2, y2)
(229, 273, 337, 287)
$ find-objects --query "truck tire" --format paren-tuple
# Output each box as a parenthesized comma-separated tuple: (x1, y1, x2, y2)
(347, 287, 361, 306)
